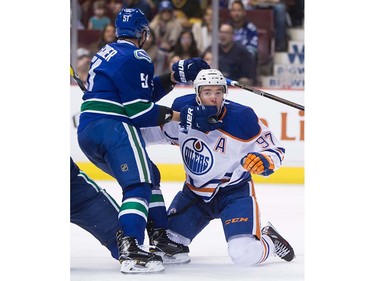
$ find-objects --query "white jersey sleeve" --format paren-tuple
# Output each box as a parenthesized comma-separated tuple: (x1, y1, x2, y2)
(141, 121, 180, 147)
(245, 120, 285, 171)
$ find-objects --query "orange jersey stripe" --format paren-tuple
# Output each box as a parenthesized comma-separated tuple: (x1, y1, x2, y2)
(250, 181, 261, 239)
(186, 182, 216, 193)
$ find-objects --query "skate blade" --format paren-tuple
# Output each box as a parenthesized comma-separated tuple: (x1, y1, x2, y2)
(120, 260, 165, 274)
(159, 253, 191, 265)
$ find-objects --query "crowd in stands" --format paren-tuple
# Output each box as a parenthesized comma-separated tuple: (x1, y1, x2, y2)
(72, 0, 304, 86)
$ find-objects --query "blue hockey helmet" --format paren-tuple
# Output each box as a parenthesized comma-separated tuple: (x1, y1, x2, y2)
(115, 8, 150, 40)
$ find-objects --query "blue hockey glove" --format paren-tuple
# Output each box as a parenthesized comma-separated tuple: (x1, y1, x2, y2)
(179, 105, 223, 133)
(172, 57, 210, 83)
(241, 152, 275, 176)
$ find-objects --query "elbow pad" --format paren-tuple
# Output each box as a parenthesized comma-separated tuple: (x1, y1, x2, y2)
(156, 105, 173, 125)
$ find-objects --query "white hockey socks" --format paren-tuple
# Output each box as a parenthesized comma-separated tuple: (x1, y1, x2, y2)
(227, 235, 275, 266)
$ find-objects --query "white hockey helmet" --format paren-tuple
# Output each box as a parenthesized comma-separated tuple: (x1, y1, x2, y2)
(193, 69, 228, 106)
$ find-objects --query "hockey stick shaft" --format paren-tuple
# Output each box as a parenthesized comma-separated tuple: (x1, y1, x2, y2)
(70, 65, 86, 128)
(70, 65, 87, 92)
(226, 79, 304, 111)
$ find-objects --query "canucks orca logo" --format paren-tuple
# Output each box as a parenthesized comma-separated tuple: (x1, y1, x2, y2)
(182, 138, 213, 175)
(134, 49, 152, 63)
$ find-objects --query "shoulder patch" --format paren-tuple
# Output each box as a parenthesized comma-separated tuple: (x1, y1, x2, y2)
(134, 49, 152, 63)
(172, 94, 196, 111)
(219, 102, 261, 141)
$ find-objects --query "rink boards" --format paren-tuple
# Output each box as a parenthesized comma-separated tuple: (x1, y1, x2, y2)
(71, 86, 304, 184)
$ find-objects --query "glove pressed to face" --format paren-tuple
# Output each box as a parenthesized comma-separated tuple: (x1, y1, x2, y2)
(179, 105, 223, 133)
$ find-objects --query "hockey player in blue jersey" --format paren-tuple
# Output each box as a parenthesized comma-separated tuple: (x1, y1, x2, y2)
(70, 157, 177, 261)
(70, 157, 120, 259)
(77, 8, 209, 273)
(141, 69, 295, 267)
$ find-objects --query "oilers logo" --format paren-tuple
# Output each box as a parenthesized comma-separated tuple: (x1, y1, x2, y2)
(182, 138, 213, 175)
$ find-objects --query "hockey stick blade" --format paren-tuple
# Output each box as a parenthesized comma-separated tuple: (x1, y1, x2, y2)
(226, 79, 304, 111)
(70, 65, 87, 92)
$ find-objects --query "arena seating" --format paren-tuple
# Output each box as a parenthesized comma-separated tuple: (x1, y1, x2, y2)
(219, 8, 275, 68)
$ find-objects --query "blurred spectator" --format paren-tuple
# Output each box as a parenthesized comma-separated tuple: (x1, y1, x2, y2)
(201, 47, 213, 67)
(71, 0, 85, 29)
(218, 23, 256, 85)
(169, 53, 181, 82)
(148, 27, 170, 76)
(191, 6, 213, 56)
(144, 0, 160, 19)
(228, 0, 258, 63)
(150, 1, 182, 52)
(167, 54, 192, 85)
(122, 0, 153, 21)
(107, 0, 123, 21)
(149, 1, 183, 74)
(170, 0, 203, 29)
(172, 30, 199, 60)
(76, 48, 92, 84)
(168, 54, 181, 71)
(91, 23, 116, 53)
(219, 0, 230, 8)
(88, 1, 111, 30)
(78, 0, 95, 28)
(288, 0, 304, 27)
(142, 28, 158, 62)
(138, 26, 166, 78)
(199, 0, 211, 10)
(230, 0, 288, 51)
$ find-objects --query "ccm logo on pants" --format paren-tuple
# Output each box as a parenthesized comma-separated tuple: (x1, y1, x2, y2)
(225, 217, 249, 225)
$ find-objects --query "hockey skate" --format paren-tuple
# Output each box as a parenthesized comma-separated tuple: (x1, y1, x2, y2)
(116, 230, 164, 273)
(148, 227, 191, 264)
(261, 222, 295, 262)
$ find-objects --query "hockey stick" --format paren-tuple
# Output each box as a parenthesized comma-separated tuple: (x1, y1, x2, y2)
(226, 79, 305, 111)
(70, 65, 87, 92)
(70, 65, 86, 128)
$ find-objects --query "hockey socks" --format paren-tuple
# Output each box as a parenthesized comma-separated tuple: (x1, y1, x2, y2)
(118, 183, 151, 244)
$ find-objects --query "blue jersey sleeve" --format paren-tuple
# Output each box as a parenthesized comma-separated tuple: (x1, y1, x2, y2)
(151, 76, 168, 103)
(171, 94, 197, 112)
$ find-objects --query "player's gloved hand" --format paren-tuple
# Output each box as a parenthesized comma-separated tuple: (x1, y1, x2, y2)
(179, 105, 223, 133)
(241, 152, 275, 176)
(172, 58, 210, 83)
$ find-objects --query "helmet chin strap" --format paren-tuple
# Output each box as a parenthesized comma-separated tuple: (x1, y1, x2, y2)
(138, 30, 148, 48)
(195, 94, 202, 106)
(138, 37, 145, 48)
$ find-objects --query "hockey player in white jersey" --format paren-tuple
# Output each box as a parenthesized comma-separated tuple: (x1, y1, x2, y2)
(142, 69, 295, 266)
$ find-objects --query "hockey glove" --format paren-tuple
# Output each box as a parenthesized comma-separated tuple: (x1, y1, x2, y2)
(172, 58, 210, 83)
(241, 153, 275, 176)
(179, 105, 223, 133)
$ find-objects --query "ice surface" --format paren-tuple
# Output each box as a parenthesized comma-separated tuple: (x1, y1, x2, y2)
(71, 181, 304, 281)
